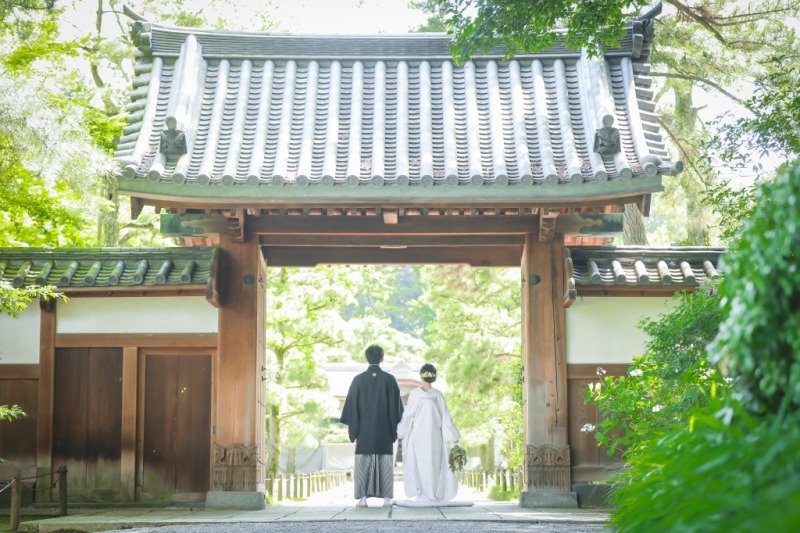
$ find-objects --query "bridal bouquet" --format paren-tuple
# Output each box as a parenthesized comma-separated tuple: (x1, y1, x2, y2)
(448, 443, 467, 472)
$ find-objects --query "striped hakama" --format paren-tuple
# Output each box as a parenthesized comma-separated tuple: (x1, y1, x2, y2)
(353, 454, 394, 498)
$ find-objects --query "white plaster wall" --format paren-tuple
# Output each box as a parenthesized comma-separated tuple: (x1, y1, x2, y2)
(56, 296, 218, 334)
(0, 302, 41, 364)
(566, 297, 675, 364)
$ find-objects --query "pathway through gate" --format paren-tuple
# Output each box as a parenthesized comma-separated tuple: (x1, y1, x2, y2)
(281, 477, 489, 507)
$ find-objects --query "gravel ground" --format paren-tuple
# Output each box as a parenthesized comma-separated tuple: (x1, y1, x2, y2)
(107, 522, 608, 533)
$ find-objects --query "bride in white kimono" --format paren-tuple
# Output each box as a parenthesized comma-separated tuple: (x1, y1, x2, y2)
(396, 363, 461, 503)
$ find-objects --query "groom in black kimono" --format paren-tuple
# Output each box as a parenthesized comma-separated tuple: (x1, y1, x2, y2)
(340, 344, 404, 508)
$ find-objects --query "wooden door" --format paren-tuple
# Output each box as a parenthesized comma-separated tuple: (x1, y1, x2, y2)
(52, 347, 123, 501)
(142, 353, 211, 500)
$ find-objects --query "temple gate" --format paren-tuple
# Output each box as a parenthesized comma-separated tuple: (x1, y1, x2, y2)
(0, 4, 724, 508)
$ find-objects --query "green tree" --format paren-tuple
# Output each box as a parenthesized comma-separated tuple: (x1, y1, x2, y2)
(420, 266, 521, 469)
(587, 281, 725, 457)
(409, 0, 448, 32)
(644, 0, 800, 246)
(426, 0, 650, 61)
(263, 267, 356, 481)
(608, 156, 800, 532)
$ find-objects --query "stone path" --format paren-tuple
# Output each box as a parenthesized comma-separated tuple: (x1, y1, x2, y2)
(20, 480, 610, 533)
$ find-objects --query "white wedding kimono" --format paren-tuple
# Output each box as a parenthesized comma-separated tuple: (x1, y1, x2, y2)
(396, 386, 461, 502)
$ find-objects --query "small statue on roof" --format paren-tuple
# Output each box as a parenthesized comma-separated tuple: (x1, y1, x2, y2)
(160, 116, 187, 164)
(593, 115, 621, 156)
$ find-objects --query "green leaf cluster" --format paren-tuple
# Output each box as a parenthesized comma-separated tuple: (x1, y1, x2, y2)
(0, 282, 61, 318)
(598, 159, 800, 530)
(710, 159, 800, 415)
(611, 396, 800, 532)
(420, 266, 522, 466)
(587, 281, 726, 457)
(0, 403, 26, 461)
(0, 404, 25, 423)
(431, 0, 649, 62)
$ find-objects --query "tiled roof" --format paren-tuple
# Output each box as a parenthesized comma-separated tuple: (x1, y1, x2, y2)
(0, 247, 217, 291)
(115, 12, 681, 206)
(564, 246, 724, 301)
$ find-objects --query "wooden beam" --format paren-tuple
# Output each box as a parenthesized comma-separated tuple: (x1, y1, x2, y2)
(574, 286, 698, 298)
(58, 287, 208, 298)
(162, 213, 539, 236)
(216, 235, 262, 470)
(1, 365, 39, 379)
(120, 347, 138, 502)
(262, 245, 523, 267)
(567, 364, 630, 379)
(259, 235, 525, 247)
(522, 234, 569, 446)
(55, 333, 218, 348)
(37, 299, 56, 489)
(252, 214, 538, 235)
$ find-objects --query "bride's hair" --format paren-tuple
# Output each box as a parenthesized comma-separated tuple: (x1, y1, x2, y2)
(419, 363, 437, 383)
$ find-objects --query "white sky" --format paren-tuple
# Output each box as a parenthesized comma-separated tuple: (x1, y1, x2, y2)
(63, 0, 429, 36)
(267, 0, 428, 33)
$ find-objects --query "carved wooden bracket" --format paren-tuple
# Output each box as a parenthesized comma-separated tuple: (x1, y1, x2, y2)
(525, 444, 572, 492)
(213, 444, 260, 492)
(224, 209, 247, 243)
(160, 212, 245, 243)
(130, 197, 145, 220)
(539, 210, 559, 242)
(563, 248, 576, 308)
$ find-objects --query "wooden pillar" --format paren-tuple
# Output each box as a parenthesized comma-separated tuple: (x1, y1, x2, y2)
(214, 233, 266, 495)
(520, 233, 575, 507)
(36, 299, 56, 502)
(120, 347, 138, 501)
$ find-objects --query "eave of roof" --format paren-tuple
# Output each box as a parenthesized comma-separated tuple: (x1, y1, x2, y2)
(115, 11, 679, 210)
(0, 247, 220, 306)
(564, 246, 725, 304)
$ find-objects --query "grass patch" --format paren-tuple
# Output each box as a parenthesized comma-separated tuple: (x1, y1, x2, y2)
(487, 484, 520, 501)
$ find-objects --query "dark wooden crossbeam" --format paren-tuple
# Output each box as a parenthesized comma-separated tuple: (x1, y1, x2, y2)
(249, 215, 539, 235)
(259, 235, 525, 247)
(162, 212, 623, 238)
(262, 246, 523, 267)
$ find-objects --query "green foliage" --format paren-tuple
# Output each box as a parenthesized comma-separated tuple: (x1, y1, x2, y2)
(420, 266, 521, 465)
(701, 180, 757, 243)
(0, 69, 115, 247)
(409, 0, 448, 32)
(645, 1, 800, 245)
(710, 159, 800, 415)
(487, 482, 520, 502)
(611, 395, 800, 532)
(430, 0, 649, 62)
(0, 404, 26, 461)
(0, 282, 61, 318)
(587, 281, 726, 457)
(0, 404, 25, 423)
(714, 61, 800, 167)
(607, 159, 800, 531)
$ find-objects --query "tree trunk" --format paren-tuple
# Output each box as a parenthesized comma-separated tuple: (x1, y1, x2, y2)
(96, 179, 120, 246)
(622, 203, 649, 245)
(266, 404, 281, 481)
(288, 447, 297, 474)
